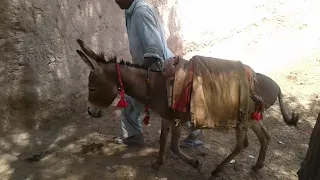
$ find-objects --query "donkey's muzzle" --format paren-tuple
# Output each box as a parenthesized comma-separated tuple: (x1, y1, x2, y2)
(87, 107, 102, 118)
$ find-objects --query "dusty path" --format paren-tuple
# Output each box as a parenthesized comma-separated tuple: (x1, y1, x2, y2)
(1, 0, 320, 179)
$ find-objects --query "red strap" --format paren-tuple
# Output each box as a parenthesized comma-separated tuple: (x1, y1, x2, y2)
(116, 63, 150, 125)
(143, 104, 150, 125)
(143, 68, 151, 125)
(116, 63, 123, 88)
(116, 63, 128, 108)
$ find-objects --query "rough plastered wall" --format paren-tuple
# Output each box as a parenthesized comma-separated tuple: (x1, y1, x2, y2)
(149, 0, 184, 56)
(0, 0, 182, 133)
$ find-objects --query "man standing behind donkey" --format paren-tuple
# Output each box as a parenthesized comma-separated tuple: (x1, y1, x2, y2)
(114, 0, 204, 148)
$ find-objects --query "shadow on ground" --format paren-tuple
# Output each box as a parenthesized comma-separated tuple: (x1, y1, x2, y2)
(0, 91, 318, 180)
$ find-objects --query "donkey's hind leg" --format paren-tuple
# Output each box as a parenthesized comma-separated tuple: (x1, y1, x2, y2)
(152, 120, 171, 171)
(170, 121, 202, 172)
(210, 124, 248, 177)
(250, 121, 271, 171)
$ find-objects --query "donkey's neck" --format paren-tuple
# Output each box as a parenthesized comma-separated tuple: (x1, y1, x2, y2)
(120, 65, 150, 103)
(104, 62, 172, 120)
(105, 63, 168, 106)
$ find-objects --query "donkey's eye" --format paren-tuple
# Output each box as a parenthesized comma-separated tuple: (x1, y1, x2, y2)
(89, 88, 96, 92)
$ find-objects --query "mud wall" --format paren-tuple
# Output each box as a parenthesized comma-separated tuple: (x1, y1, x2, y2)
(0, 0, 182, 132)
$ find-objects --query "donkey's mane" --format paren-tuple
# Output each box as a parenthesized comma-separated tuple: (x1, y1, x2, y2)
(96, 52, 171, 72)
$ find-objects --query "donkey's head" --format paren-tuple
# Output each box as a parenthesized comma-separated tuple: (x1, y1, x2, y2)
(76, 39, 118, 118)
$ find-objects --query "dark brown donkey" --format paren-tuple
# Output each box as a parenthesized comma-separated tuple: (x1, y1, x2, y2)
(75, 39, 299, 179)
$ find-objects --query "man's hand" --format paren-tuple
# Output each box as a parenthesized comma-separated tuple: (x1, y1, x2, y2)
(142, 57, 159, 69)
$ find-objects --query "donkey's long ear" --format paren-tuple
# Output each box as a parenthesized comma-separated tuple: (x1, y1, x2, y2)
(76, 50, 95, 69)
(77, 39, 104, 63)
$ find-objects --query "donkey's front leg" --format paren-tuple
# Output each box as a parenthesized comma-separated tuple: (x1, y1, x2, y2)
(151, 120, 171, 171)
(171, 120, 202, 172)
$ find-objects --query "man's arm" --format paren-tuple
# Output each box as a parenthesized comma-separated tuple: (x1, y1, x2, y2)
(135, 9, 164, 68)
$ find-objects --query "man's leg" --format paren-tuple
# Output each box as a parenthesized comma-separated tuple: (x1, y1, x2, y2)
(120, 94, 203, 147)
(180, 121, 204, 148)
(120, 94, 145, 146)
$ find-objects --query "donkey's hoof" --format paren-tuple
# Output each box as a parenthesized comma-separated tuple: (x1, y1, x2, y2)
(211, 167, 222, 177)
(194, 160, 203, 173)
(151, 162, 162, 171)
(252, 163, 264, 172)
(208, 175, 219, 180)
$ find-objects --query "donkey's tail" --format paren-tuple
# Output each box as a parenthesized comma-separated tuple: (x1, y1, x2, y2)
(277, 87, 299, 126)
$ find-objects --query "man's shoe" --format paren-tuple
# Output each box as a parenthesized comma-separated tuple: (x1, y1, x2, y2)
(122, 134, 145, 147)
(180, 130, 204, 148)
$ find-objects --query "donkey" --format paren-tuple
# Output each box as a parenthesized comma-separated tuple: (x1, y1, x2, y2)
(75, 39, 299, 179)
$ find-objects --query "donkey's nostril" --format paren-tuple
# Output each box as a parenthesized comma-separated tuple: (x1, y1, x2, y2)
(97, 111, 102, 117)
(87, 110, 92, 115)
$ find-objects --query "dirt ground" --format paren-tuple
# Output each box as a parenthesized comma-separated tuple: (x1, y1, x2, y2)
(1, 0, 320, 180)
